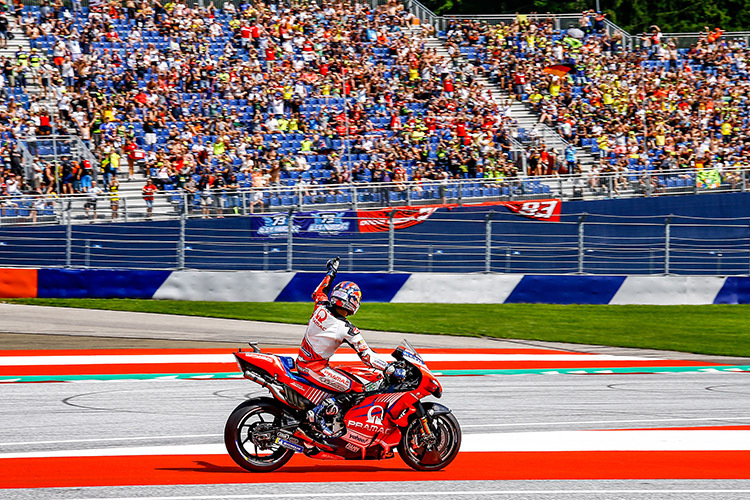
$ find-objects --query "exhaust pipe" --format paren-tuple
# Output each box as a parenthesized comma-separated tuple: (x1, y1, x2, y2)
(244, 370, 288, 403)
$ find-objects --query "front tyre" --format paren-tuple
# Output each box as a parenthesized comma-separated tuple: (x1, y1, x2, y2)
(224, 399, 295, 472)
(398, 406, 461, 471)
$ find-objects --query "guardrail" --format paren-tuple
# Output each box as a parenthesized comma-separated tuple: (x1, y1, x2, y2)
(2, 208, 750, 275)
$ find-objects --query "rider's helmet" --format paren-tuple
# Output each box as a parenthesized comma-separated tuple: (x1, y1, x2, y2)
(330, 281, 362, 315)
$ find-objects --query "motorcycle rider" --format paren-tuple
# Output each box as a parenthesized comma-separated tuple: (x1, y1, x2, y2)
(298, 257, 405, 437)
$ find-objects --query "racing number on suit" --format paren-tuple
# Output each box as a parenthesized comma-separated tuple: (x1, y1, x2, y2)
(518, 200, 558, 219)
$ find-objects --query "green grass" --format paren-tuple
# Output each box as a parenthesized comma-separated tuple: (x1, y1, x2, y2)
(6, 299, 750, 358)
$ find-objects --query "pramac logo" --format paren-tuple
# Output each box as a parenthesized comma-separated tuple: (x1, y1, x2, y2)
(367, 405, 384, 425)
(315, 308, 328, 323)
(312, 307, 328, 328)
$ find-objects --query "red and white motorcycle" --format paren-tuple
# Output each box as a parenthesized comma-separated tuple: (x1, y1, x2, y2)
(225, 340, 461, 472)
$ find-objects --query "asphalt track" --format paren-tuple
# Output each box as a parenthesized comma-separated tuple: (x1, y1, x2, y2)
(1, 303, 750, 499)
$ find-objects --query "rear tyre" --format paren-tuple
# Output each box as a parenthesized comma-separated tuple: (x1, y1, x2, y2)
(398, 407, 461, 471)
(224, 399, 295, 472)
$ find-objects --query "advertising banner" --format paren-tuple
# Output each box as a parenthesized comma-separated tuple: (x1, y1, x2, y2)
(251, 211, 357, 238)
(356, 207, 439, 233)
(253, 200, 561, 238)
(501, 199, 561, 222)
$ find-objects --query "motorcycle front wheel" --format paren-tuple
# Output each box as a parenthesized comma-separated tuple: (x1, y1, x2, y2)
(398, 407, 461, 471)
(224, 399, 295, 472)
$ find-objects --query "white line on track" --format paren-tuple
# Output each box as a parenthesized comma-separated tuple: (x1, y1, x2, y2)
(0, 353, 654, 366)
(462, 415, 750, 428)
(60, 490, 750, 500)
(3, 430, 750, 458)
(0, 434, 222, 447)
(4, 414, 748, 447)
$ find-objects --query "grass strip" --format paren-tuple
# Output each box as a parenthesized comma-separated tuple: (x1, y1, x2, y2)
(5, 299, 750, 358)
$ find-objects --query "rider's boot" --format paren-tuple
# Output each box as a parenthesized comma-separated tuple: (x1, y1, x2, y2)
(307, 397, 341, 437)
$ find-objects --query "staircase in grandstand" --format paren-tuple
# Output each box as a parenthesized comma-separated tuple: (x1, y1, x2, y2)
(404, 4, 598, 173)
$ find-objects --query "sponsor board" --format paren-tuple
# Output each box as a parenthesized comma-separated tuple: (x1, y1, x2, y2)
(251, 201, 561, 239)
(252, 211, 357, 238)
(502, 199, 561, 222)
(357, 207, 439, 232)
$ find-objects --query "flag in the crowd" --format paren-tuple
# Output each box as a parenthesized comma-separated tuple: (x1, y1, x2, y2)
(697, 168, 722, 189)
(543, 63, 575, 77)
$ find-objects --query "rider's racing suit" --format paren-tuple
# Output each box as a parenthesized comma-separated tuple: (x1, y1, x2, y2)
(296, 269, 391, 396)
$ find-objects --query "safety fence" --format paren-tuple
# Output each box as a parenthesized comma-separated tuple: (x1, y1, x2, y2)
(2, 208, 750, 275)
(2, 166, 749, 227)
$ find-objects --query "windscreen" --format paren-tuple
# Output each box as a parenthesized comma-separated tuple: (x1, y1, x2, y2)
(396, 339, 427, 367)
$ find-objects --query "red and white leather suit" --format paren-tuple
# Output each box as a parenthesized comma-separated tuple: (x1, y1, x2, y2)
(296, 274, 390, 393)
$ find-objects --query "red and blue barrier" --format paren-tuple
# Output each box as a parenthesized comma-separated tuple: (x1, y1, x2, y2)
(2, 268, 750, 304)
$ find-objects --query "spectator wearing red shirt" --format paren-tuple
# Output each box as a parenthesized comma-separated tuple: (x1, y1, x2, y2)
(240, 24, 252, 49)
(123, 139, 138, 180)
(142, 178, 158, 220)
(265, 46, 276, 67)
(513, 69, 527, 98)
(443, 76, 454, 98)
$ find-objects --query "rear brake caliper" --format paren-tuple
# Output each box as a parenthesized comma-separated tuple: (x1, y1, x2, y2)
(249, 422, 276, 450)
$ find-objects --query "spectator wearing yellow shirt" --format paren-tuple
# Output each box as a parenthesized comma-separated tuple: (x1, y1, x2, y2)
(721, 120, 733, 143)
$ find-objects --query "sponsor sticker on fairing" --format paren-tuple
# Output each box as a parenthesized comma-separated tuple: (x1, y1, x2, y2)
(274, 437, 304, 453)
(364, 380, 382, 392)
(343, 430, 372, 445)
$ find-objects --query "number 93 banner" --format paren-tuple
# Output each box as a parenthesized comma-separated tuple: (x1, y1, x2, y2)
(251, 200, 561, 238)
(502, 199, 561, 222)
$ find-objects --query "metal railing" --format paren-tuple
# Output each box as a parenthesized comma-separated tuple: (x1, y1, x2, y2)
(18, 135, 100, 191)
(3, 209, 750, 275)
(1, 166, 748, 227)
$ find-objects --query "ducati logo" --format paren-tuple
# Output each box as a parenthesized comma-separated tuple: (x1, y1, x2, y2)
(367, 405, 384, 425)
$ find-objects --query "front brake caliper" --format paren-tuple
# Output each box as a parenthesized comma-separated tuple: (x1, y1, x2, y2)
(419, 416, 437, 448)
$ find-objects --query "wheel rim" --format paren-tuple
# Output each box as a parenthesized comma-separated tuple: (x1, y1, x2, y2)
(235, 406, 290, 465)
(404, 415, 457, 466)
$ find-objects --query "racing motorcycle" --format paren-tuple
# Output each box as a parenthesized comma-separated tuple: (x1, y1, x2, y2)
(224, 340, 461, 472)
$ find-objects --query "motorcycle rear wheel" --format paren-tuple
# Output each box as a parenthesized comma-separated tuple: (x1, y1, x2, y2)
(398, 407, 461, 471)
(224, 399, 295, 472)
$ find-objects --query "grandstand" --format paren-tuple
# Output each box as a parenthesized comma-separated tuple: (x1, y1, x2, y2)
(0, 1, 748, 224)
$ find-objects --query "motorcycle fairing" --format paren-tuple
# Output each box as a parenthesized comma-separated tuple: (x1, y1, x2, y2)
(338, 392, 406, 457)
(236, 351, 334, 405)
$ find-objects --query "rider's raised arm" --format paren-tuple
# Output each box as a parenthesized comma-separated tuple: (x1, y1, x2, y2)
(345, 325, 391, 372)
(311, 257, 340, 303)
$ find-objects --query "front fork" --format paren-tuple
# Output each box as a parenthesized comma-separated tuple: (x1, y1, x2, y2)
(414, 402, 437, 448)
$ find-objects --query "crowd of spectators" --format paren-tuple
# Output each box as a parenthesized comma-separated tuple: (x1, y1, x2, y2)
(1, 2, 750, 219)
(443, 11, 750, 195)
(0, 0, 528, 216)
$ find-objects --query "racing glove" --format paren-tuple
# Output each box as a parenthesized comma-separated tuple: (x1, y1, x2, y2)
(385, 363, 406, 382)
(326, 257, 340, 276)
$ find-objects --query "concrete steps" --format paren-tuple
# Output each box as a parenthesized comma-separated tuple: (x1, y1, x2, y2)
(420, 33, 596, 172)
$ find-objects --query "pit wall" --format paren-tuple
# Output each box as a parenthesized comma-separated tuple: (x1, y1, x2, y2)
(2, 268, 749, 305)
